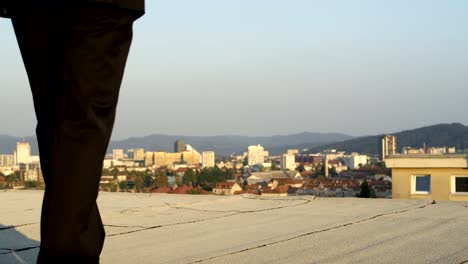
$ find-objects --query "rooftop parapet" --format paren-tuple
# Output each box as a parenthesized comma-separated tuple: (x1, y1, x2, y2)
(385, 154, 468, 168)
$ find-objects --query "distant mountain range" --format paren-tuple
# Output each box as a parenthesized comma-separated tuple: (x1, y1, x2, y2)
(1, 123, 466, 157)
(303, 123, 468, 155)
(107, 132, 352, 156)
(0, 132, 352, 156)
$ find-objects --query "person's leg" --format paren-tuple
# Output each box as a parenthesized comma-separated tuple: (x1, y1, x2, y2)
(10, 4, 56, 254)
(12, 3, 137, 262)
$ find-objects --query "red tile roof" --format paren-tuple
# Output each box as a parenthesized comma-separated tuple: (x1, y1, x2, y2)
(176, 168, 188, 173)
(271, 178, 304, 185)
(152, 187, 172, 193)
(173, 186, 193, 194)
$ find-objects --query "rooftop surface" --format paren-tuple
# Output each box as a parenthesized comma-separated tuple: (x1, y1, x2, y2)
(1, 191, 468, 264)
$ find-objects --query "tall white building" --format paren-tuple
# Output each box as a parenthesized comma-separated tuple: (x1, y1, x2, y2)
(15, 142, 31, 165)
(20, 162, 42, 182)
(248, 145, 267, 165)
(182, 145, 202, 166)
(0, 155, 14, 167)
(380, 135, 397, 160)
(145, 152, 154, 167)
(202, 151, 215, 168)
(128, 148, 145, 161)
(280, 154, 296, 171)
(112, 149, 124, 160)
(344, 155, 368, 169)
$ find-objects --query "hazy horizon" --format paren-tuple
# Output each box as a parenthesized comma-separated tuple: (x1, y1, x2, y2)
(1, 0, 467, 140)
(0, 122, 465, 141)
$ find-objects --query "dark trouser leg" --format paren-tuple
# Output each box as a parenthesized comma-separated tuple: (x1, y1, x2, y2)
(12, 3, 136, 262)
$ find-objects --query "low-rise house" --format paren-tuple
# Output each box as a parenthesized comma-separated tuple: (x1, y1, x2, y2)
(269, 178, 304, 190)
(100, 175, 114, 184)
(386, 154, 468, 201)
(289, 171, 304, 179)
(213, 182, 243, 195)
(296, 178, 362, 197)
(261, 185, 291, 197)
(174, 168, 188, 179)
(246, 175, 266, 185)
(247, 170, 292, 185)
(116, 175, 127, 182)
(151, 186, 208, 194)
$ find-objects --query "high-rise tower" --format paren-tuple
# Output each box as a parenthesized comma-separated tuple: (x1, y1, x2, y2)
(174, 139, 185, 153)
(380, 135, 397, 160)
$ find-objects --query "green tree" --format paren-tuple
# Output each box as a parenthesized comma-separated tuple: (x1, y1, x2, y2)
(175, 177, 182, 186)
(183, 168, 197, 187)
(358, 180, 371, 198)
(6, 174, 16, 187)
(271, 162, 279, 171)
(187, 188, 203, 195)
(134, 176, 144, 192)
(119, 181, 128, 192)
(25, 181, 38, 189)
(144, 175, 154, 188)
(110, 167, 119, 177)
(109, 182, 119, 192)
(314, 164, 324, 177)
(296, 164, 305, 172)
(198, 167, 227, 186)
(243, 179, 248, 190)
(154, 170, 169, 188)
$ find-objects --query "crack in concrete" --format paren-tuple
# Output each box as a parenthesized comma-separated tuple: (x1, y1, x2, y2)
(241, 194, 316, 202)
(0, 223, 39, 231)
(187, 201, 433, 264)
(106, 225, 164, 237)
(1, 196, 312, 255)
(0, 196, 314, 243)
(106, 212, 241, 237)
(0, 246, 40, 256)
(5, 196, 417, 258)
(105, 224, 149, 229)
(106, 196, 313, 237)
(165, 196, 313, 214)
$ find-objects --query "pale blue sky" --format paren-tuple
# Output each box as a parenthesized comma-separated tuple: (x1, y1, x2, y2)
(1, 0, 467, 139)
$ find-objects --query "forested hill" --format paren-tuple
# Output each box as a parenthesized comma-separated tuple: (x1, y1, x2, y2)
(303, 123, 468, 155)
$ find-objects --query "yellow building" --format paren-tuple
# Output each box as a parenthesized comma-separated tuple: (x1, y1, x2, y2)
(213, 182, 243, 195)
(128, 148, 145, 161)
(145, 152, 154, 167)
(15, 141, 31, 165)
(182, 150, 201, 166)
(154, 152, 182, 168)
(202, 151, 215, 168)
(386, 154, 468, 201)
(248, 144, 267, 165)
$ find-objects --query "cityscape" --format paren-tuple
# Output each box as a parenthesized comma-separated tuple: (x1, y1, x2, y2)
(2, 1, 468, 262)
(1, 133, 467, 201)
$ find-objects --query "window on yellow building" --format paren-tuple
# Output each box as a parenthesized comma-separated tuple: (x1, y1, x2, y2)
(412, 175, 430, 194)
(451, 176, 468, 194)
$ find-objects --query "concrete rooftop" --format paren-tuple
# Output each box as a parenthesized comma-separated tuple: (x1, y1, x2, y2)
(1, 191, 468, 264)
